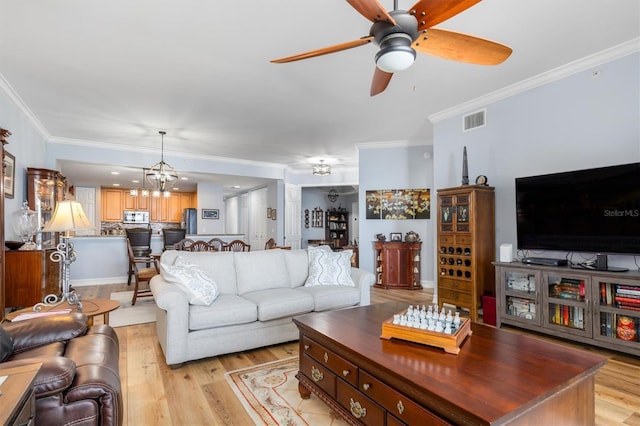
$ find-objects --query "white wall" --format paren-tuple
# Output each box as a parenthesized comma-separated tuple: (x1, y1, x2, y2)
(196, 182, 224, 234)
(358, 145, 435, 288)
(432, 52, 640, 271)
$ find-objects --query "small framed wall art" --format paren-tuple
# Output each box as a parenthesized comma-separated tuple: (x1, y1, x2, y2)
(3, 150, 15, 199)
(390, 232, 402, 242)
(202, 209, 219, 219)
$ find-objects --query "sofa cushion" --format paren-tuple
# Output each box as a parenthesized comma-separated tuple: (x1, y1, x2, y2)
(234, 250, 291, 295)
(298, 285, 361, 311)
(305, 246, 354, 287)
(283, 249, 310, 288)
(188, 295, 257, 331)
(159, 255, 218, 306)
(241, 288, 314, 321)
(160, 250, 238, 295)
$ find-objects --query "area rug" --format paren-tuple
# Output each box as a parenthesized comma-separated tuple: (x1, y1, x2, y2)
(109, 291, 156, 327)
(225, 357, 349, 426)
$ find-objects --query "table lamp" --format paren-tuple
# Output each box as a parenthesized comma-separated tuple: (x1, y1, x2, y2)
(33, 200, 94, 312)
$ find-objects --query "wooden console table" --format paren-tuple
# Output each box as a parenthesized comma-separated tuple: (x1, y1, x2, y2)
(0, 363, 41, 426)
(293, 302, 606, 425)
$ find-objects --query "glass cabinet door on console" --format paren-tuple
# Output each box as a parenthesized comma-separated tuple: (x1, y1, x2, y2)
(543, 272, 592, 338)
(594, 276, 640, 351)
(499, 268, 541, 327)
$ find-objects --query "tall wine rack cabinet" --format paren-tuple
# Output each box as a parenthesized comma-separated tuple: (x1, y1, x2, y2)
(437, 185, 495, 322)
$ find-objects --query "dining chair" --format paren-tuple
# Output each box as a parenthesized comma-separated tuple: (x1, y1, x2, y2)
(187, 240, 217, 252)
(226, 239, 251, 252)
(126, 238, 158, 305)
(162, 228, 186, 251)
(265, 238, 276, 250)
(207, 238, 226, 251)
(172, 238, 194, 250)
(125, 227, 152, 285)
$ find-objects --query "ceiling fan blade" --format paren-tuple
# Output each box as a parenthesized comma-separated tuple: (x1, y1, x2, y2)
(370, 67, 393, 96)
(271, 36, 373, 63)
(347, 0, 396, 24)
(409, 0, 481, 30)
(413, 28, 512, 65)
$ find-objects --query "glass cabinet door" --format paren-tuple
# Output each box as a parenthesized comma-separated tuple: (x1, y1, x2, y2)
(28, 168, 66, 249)
(543, 273, 591, 337)
(595, 277, 639, 349)
(502, 269, 541, 326)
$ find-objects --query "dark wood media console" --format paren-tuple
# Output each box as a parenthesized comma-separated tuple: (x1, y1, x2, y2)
(293, 302, 606, 425)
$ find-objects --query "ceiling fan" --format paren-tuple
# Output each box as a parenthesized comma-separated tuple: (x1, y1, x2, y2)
(271, 0, 512, 96)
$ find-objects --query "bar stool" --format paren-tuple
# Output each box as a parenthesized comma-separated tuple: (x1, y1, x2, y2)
(125, 227, 152, 286)
(162, 228, 186, 251)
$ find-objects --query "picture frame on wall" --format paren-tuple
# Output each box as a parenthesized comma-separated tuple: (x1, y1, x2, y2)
(202, 209, 219, 219)
(271, 209, 277, 220)
(3, 150, 15, 199)
(390, 232, 402, 242)
(267, 207, 272, 218)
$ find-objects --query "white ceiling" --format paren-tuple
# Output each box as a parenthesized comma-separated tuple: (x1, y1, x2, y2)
(1, 1, 638, 193)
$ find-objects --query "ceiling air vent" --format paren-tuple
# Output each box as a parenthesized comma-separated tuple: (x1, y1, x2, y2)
(462, 109, 486, 132)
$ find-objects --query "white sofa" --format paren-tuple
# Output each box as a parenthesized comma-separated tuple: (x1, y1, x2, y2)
(150, 247, 375, 366)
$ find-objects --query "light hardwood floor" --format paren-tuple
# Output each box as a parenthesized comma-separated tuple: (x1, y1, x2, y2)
(78, 284, 640, 426)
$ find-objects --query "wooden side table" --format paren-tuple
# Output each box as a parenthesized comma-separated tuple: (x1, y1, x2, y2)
(0, 363, 42, 426)
(6, 298, 120, 326)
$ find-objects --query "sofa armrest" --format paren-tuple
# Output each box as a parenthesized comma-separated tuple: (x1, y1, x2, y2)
(0, 356, 76, 396)
(351, 267, 376, 306)
(3, 314, 88, 354)
(150, 275, 191, 366)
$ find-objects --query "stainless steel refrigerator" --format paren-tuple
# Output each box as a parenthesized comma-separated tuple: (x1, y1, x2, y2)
(182, 208, 197, 234)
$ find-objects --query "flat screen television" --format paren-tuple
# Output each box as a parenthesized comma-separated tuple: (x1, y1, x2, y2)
(515, 162, 640, 256)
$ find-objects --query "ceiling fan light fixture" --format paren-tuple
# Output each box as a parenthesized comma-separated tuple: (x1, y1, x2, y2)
(375, 33, 416, 73)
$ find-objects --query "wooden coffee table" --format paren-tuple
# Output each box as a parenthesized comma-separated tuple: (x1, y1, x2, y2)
(293, 302, 607, 425)
(6, 298, 120, 326)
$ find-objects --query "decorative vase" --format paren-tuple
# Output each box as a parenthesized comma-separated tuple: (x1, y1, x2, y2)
(616, 316, 637, 341)
(404, 231, 420, 243)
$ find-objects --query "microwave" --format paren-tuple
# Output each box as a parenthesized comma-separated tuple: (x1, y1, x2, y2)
(123, 211, 150, 224)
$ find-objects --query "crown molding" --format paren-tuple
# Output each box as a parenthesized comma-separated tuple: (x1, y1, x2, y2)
(429, 38, 640, 123)
(0, 73, 50, 139)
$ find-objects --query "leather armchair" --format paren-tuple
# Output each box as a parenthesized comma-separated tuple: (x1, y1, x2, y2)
(0, 313, 122, 426)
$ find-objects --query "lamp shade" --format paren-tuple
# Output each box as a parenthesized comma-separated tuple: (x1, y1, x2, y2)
(43, 201, 94, 233)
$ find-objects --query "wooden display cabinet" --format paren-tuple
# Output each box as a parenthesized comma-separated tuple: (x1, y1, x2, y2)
(5, 249, 61, 308)
(374, 241, 422, 290)
(325, 209, 348, 248)
(27, 167, 66, 248)
(436, 185, 495, 322)
(495, 262, 640, 357)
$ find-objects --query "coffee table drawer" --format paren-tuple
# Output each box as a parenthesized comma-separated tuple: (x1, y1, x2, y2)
(300, 353, 336, 397)
(336, 379, 385, 426)
(360, 370, 450, 425)
(301, 336, 358, 387)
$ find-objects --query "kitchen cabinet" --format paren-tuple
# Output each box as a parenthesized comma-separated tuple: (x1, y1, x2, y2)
(102, 188, 195, 223)
(123, 191, 149, 211)
(101, 188, 124, 222)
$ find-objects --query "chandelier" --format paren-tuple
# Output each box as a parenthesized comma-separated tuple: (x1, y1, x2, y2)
(145, 130, 178, 195)
(313, 160, 331, 176)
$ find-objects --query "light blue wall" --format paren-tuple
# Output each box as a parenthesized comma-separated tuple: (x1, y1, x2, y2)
(0, 89, 49, 238)
(358, 145, 435, 286)
(433, 52, 640, 271)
